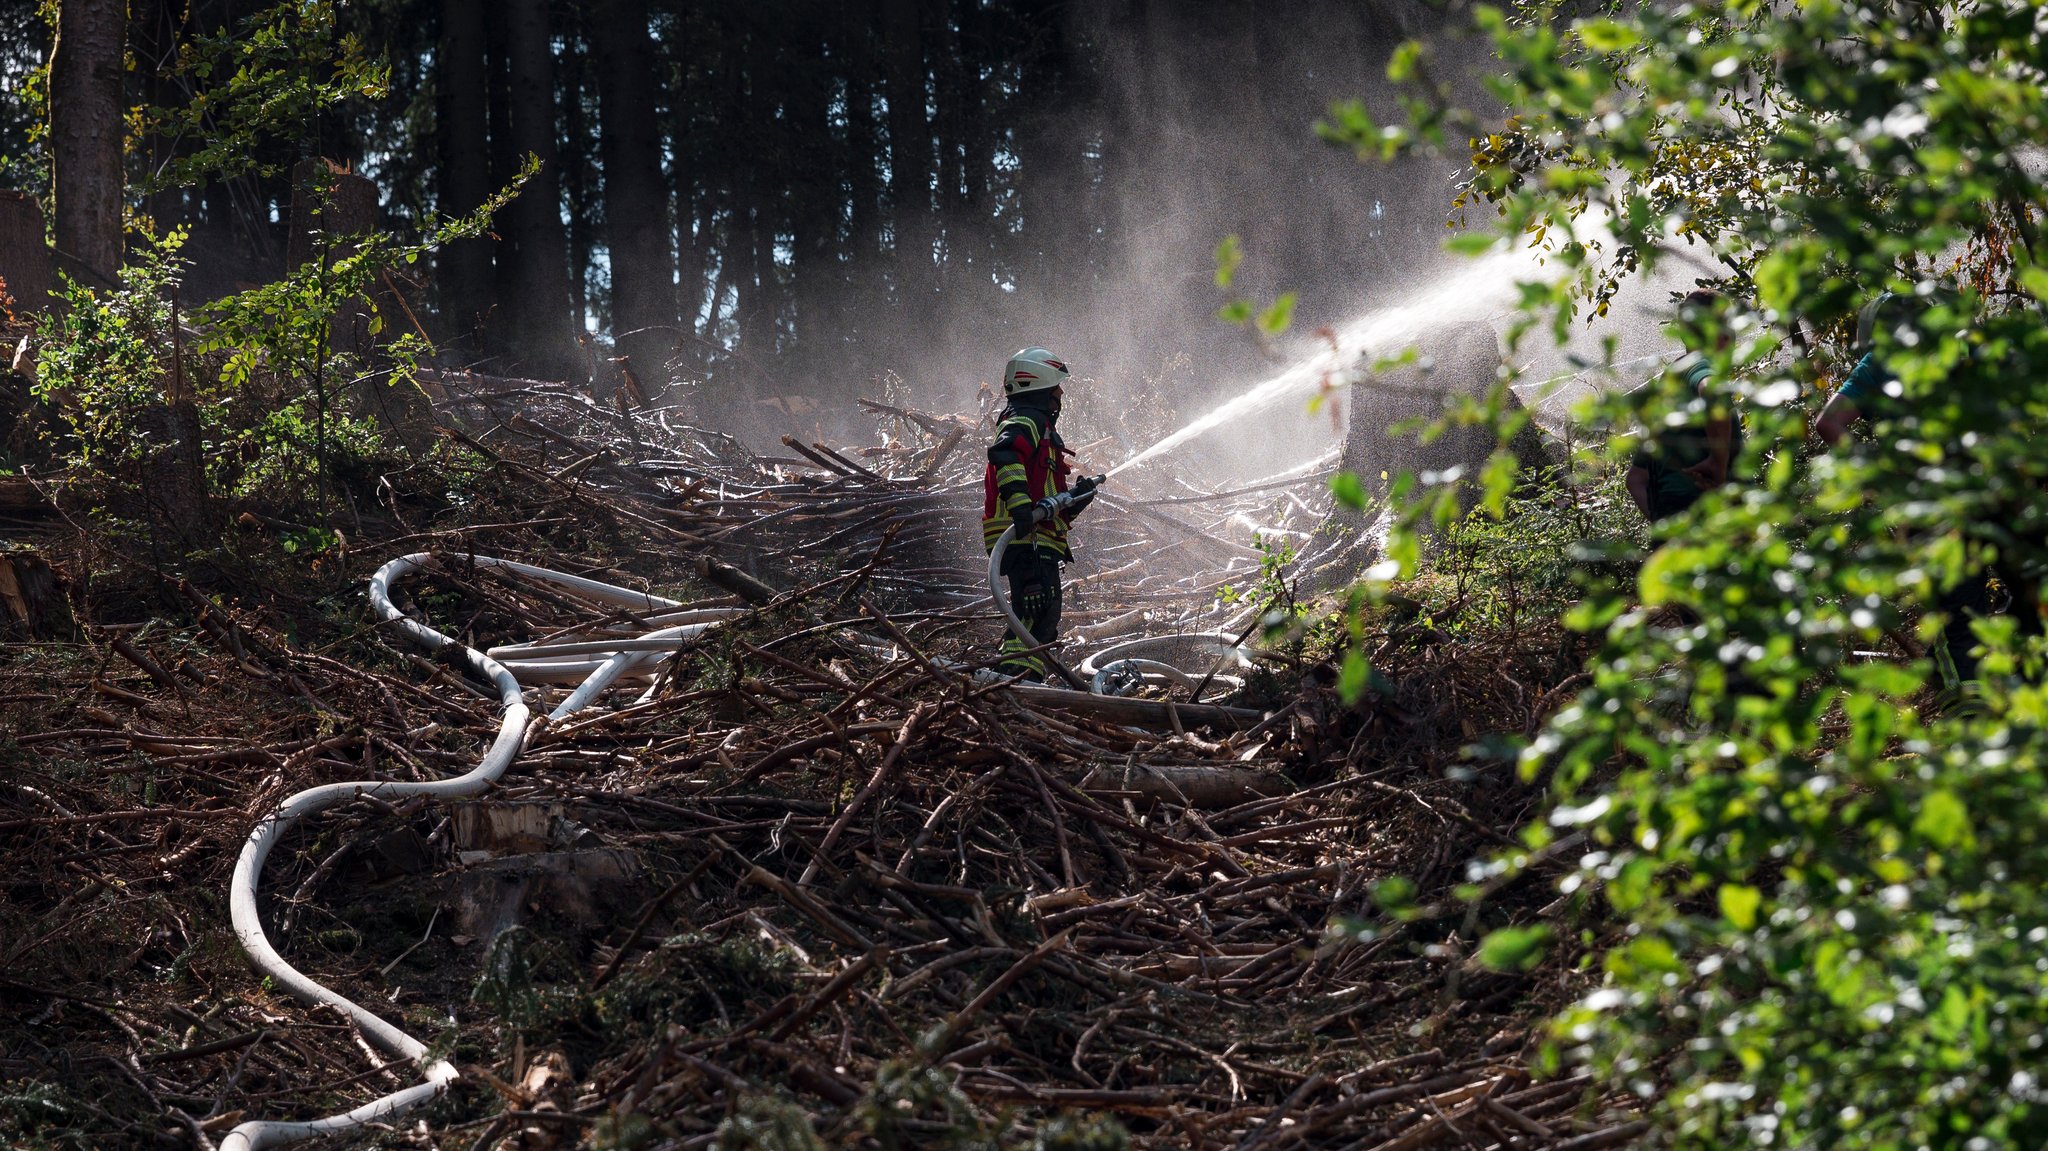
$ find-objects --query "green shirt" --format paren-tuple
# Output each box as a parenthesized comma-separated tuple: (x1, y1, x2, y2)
(1633, 357, 1742, 520)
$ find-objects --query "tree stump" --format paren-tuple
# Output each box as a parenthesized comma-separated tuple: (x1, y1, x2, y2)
(0, 191, 55, 317)
(286, 159, 380, 354)
(0, 546, 76, 640)
(119, 401, 212, 546)
(1337, 322, 1552, 510)
(286, 160, 439, 453)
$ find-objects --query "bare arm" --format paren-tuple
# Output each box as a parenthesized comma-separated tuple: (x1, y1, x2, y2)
(1626, 463, 1654, 519)
(1681, 414, 1734, 488)
(1815, 393, 1861, 448)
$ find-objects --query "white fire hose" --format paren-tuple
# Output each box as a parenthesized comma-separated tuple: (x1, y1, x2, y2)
(987, 494, 1252, 700)
(225, 540, 1249, 1149)
(219, 554, 737, 1151)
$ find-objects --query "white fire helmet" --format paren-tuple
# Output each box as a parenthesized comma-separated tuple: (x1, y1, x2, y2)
(1003, 347, 1070, 397)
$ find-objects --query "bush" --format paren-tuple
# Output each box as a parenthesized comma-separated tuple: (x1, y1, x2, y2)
(1333, 3, 2048, 1146)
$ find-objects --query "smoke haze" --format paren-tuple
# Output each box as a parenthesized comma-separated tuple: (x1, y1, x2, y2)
(872, 2, 1501, 462)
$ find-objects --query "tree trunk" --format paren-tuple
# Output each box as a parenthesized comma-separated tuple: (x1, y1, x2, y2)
(285, 159, 379, 353)
(436, 0, 493, 352)
(843, 20, 881, 270)
(782, 12, 836, 389)
(0, 191, 55, 315)
(50, 0, 125, 283)
(498, 0, 577, 379)
(739, 205, 774, 365)
(558, 14, 595, 340)
(677, 182, 707, 348)
(883, 0, 932, 331)
(591, 0, 676, 379)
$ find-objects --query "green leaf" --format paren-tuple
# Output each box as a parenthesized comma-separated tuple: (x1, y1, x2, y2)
(1718, 884, 1762, 931)
(1214, 233, 1244, 289)
(1480, 450, 1516, 519)
(1751, 250, 1802, 312)
(1445, 231, 1498, 256)
(1386, 39, 1423, 83)
(1576, 18, 1639, 52)
(1371, 875, 1417, 912)
(1337, 648, 1371, 704)
(2017, 263, 2048, 302)
(1478, 924, 1551, 972)
(1912, 789, 1974, 850)
(1256, 292, 1298, 337)
(1217, 299, 1254, 326)
(1331, 470, 1368, 510)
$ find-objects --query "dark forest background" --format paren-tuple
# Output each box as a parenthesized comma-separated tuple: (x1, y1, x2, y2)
(0, 0, 1478, 440)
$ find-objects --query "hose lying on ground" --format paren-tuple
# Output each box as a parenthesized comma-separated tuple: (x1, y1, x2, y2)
(990, 521, 1253, 700)
(225, 548, 1261, 1149)
(220, 554, 706, 1151)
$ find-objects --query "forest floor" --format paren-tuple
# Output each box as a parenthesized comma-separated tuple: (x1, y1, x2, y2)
(0, 369, 1645, 1150)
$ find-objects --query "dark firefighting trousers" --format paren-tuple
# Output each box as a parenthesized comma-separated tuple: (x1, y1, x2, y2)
(998, 547, 1063, 680)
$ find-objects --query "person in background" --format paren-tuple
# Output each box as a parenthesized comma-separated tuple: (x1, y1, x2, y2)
(1812, 287, 2038, 708)
(982, 347, 1098, 681)
(1815, 290, 1914, 449)
(1626, 289, 1743, 524)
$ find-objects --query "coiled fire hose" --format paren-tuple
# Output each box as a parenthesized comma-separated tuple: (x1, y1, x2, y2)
(987, 487, 1251, 700)
(220, 554, 738, 1151)
(986, 517, 1092, 691)
(227, 543, 1248, 1148)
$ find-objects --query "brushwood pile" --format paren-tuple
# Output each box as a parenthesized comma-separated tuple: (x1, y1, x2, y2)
(0, 369, 1641, 1150)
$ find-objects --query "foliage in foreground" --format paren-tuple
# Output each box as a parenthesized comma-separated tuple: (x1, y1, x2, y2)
(1335, 3, 2048, 1147)
(24, 0, 534, 540)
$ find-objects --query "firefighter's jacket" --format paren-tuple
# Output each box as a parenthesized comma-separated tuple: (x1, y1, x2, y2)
(982, 406, 1073, 558)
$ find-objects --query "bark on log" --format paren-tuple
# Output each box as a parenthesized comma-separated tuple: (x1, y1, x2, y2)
(1078, 760, 1293, 807)
(1007, 682, 1268, 731)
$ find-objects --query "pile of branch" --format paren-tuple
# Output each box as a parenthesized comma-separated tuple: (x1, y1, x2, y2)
(0, 383, 1628, 1150)
(419, 371, 1333, 637)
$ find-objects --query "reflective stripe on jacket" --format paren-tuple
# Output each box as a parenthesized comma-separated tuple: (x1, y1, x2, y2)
(981, 409, 1072, 556)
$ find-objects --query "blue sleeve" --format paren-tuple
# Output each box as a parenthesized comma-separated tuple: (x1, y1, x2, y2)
(1836, 353, 1887, 406)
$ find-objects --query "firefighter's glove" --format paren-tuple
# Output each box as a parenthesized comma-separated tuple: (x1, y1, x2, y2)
(1014, 585, 1053, 622)
(1065, 474, 1104, 519)
(1004, 494, 1038, 528)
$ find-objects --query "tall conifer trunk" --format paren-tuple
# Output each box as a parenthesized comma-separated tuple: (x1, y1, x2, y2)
(591, 0, 675, 376)
(436, 0, 492, 351)
(498, 0, 577, 378)
(50, 0, 125, 282)
(883, 0, 932, 330)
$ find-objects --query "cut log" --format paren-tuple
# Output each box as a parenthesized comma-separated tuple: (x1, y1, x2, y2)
(0, 477, 51, 516)
(1078, 761, 1293, 807)
(1006, 681, 1267, 731)
(449, 848, 642, 946)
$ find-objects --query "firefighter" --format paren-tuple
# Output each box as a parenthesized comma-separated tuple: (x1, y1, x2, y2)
(1625, 290, 1743, 524)
(983, 347, 1098, 681)
(1813, 287, 2039, 710)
